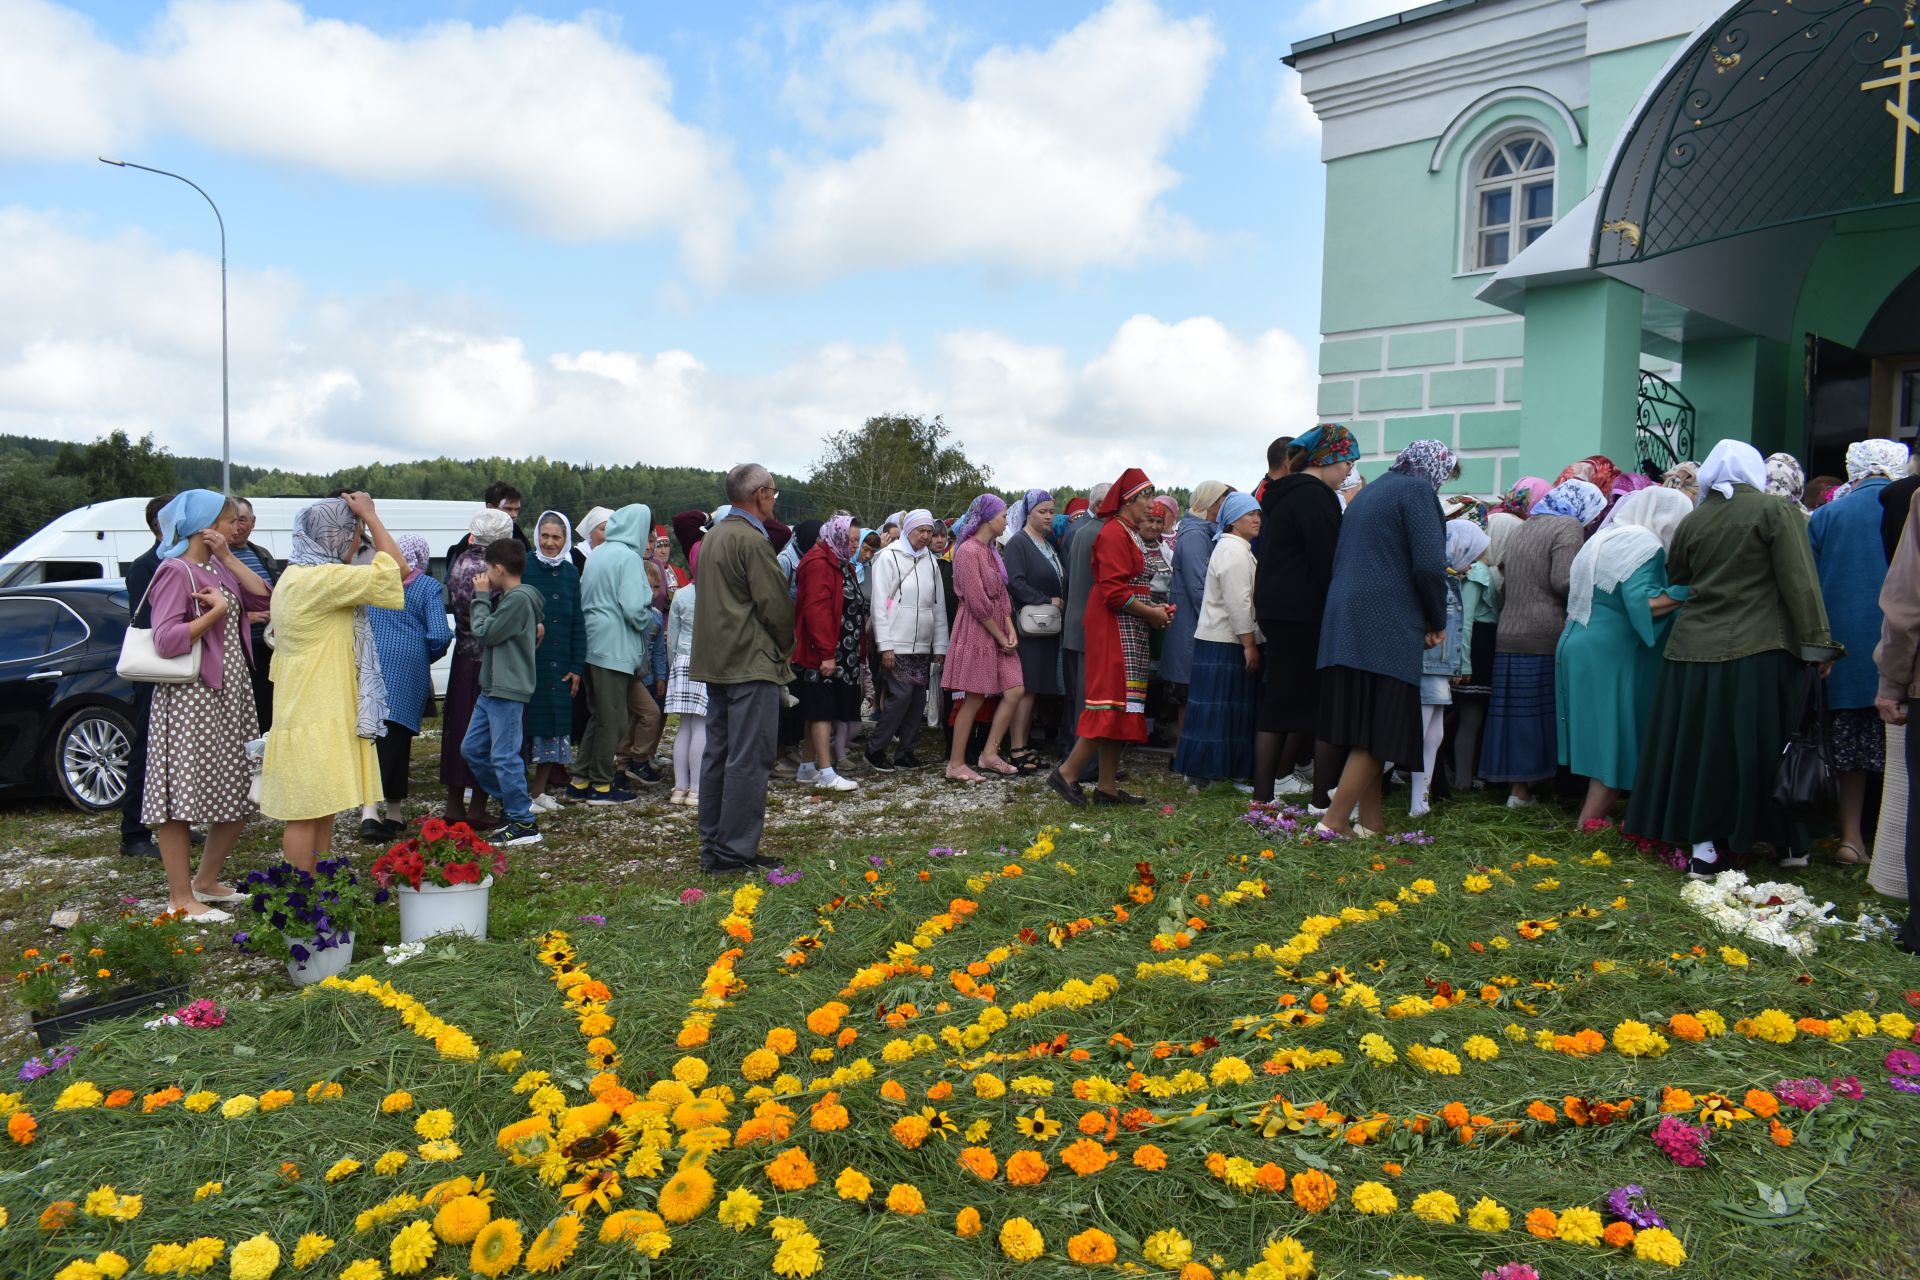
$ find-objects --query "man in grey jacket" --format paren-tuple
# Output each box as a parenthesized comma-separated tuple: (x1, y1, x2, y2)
(1056, 481, 1110, 764)
(690, 463, 796, 874)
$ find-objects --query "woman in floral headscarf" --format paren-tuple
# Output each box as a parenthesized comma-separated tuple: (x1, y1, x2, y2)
(1310, 441, 1452, 838)
(943, 495, 1025, 783)
(262, 493, 404, 870)
(1661, 461, 1700, 504)
(1809, 438, 1912, 864)
(362, 534, 453, 841)
(1766, 452, 1809, 514)
(794, 515, 868, 792)
(1493, 476, 1551, 519)
(1482, 478, 1602, 807)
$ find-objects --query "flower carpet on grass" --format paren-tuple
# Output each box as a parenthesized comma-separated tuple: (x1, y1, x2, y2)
(4, 802, 1920, 1280)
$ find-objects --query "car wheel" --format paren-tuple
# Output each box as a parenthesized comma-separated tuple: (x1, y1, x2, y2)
(51, 705, 132, 813)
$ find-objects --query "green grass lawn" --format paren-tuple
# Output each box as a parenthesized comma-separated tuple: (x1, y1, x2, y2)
(3, 735, 1919, 1280)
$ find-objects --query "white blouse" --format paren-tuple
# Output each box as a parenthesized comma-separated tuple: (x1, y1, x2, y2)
(1193, 533, 1261, 644)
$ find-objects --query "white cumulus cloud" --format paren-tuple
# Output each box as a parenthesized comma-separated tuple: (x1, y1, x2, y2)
(0, 207, 1314, 491)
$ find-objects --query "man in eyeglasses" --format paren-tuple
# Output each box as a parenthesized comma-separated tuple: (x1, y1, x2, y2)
(690, 464, 795, 873)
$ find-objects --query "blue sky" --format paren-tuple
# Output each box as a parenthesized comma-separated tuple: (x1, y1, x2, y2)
(0, 0, 1407, 484)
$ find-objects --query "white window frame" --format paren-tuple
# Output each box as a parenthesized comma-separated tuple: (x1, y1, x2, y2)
(1462, 130, 1556, 274)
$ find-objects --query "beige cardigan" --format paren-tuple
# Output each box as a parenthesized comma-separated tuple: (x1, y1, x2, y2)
(1194, 533, 1261, 645)
(1877, 498, 1920, 702)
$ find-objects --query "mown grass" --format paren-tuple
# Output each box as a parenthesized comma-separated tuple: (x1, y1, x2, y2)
(2, 746, 1919, 1280)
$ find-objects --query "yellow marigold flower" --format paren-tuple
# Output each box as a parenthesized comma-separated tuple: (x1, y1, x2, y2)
(741, 1049, 780, 1081)
(325, 1158, 362, 1184)
(1466, 1197, 1510, 1231)
(193, 1182, 222, 1201)
(291, 1233, 335, 1267)
(1719, 945, 1749, 966)
(971, 1071, 1007, 1099)
(1611, 1020, 1670, 1058)
(219, 1093, 257, 1119)
(469, 1218, 523, 1278)
(1697, 1008, 1728, 1036)
(1407, 1044, 1462, 1075)
(183, 1091, 220, 1113)
(1463, 1035, 1499, 1062)
(955, 1206, 984, 1238)
(834, 1167, 873, 1201)
(771, 1230, 824, 1278)
(1556, 1205, 1604, 1246)
(1262, 1235, 1314, 1280)
(55, 1082, 104, 1110)
(1463, 874, 1492, 893)
(510, 1071, 550, 1095)
(381, 1090, 414, 1114)
(1358, 1033, 1397, 1065)
(671, 1057, 710, 1087)
(389, 1219, 437, 1275)
(434, 1195, 491, 1245)
(1209, 1056, 1252, 1086)
(374, 1151, 409, 1175)
(1881, 1012, 1917, 1040)
(337, 1260, 382, 1280)
(95, 1252, 129, 1280)
(493, 1049, 524, 1071)
(1143, 1228, 1192, 1268)
(716, 1187, 762, 1232)
(523, 1215, 581, 1274)
(768, 1216, 809, 1242)
(413, 1109, 455, 1140)
(1411, 1190, 1460, 1223)
(999, 1217, 1045, 1262)
(1351, 1181, 1398, 1214)
(885, 1183, 926, 1215)
(1634, 1227, 1688, 1267)
(417, 1139, 462, 1162)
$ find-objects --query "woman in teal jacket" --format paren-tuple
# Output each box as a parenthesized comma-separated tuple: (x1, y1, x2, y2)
(572, 504, 657, 801)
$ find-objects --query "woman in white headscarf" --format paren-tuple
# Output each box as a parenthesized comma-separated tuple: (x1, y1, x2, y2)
(866, 509, 949, 770)
(261, 493, 405, 870)
(1449, 510, 1519, 790)
(524, 511, 587, 813)
(1555, 487, 1694, 827)
(1627, 439, 1837, 876)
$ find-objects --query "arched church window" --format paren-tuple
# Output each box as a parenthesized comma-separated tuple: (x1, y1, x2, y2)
(1470, 134, 1554, 270)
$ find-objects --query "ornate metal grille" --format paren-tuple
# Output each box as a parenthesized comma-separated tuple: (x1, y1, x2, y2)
(1596, 0, 1920, 265)
(1636, 370, 1697, 474)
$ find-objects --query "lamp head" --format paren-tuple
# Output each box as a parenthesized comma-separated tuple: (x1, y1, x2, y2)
(98, 156, 126, 166)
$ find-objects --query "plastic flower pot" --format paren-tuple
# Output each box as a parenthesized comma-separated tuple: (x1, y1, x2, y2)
(285, 933, 356, 987)
(396, 876, 493, 942)
(30, 983, 189, 1049)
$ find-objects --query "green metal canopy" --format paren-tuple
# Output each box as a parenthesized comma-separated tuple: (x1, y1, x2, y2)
(1595, 0, 1920, 266)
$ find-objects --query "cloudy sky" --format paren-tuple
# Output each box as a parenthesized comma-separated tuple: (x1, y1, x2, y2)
(0, 0, 1414, 487)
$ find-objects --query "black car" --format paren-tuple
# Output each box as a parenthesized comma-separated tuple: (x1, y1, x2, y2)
(0, 581, 137, 812)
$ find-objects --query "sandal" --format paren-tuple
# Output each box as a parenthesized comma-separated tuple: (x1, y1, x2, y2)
(976, 755, 1019, 776)
(946, 766, 986, 784)
(1834, 841, 1868, 867)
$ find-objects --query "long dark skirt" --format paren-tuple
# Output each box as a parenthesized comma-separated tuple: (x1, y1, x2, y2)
(1481, 652, 1557, 783)
(439, 655, 484, 790)
(1173, 639, 1258, 781)
(1625, 650, 1806, 855)
(1259, 617, 1320, 735)
(1316, 664, 1421, 764)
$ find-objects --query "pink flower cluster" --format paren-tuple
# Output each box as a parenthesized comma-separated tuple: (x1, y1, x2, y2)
(1777, 1075, 1862, 1111)
(1651, 1113, 1710, 1167)
(678, 887, 706, 905)
(1481, 1265, 1541, 1280)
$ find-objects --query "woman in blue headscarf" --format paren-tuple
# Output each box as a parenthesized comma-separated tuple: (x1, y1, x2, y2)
(259, 492, 405, 869)
(1173, 491, 1263, 783)
(141, 489, 273, 920)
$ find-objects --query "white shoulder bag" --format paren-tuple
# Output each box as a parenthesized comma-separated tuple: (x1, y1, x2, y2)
(117, 561, 203, 684)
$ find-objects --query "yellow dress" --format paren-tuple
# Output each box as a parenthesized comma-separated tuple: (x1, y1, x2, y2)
(261, 552, 405, 820)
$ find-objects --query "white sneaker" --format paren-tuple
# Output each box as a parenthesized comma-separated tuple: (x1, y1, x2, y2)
(1506, 795, 1537, 810)
(1778, 851, 1811, 869)
(1306, 803, 1329, 818)
(1274, 773, 1311, 795)
(531, 794, 558, 814)
(796, 763, 819, 784)
(815, 770, 859, 793)
(183, 906, 233, 924)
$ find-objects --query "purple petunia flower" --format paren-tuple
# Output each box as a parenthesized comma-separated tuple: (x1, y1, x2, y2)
(1605, 1184, 1666, 1229)
(867, 855, 887, 869)
(1889, 1076, 1920, 1094)
(927, 846, 959, 857)
(577, 914, 607, 927)
(766, 867, 803, 887)
(18, 1058, 49, 1083)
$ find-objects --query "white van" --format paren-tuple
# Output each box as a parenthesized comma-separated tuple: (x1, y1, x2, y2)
(0, 496, 496, 692)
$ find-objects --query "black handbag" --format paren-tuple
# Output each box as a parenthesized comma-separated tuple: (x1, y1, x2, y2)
(1772, 666, 1836, 820)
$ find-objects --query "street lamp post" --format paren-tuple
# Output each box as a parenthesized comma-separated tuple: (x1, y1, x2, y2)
(99, 157, 230, 493)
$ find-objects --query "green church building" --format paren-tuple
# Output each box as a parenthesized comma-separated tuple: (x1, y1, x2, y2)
(1287, 0, 1920, 494)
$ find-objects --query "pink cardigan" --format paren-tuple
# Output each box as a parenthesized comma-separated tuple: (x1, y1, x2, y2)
(149, 556, 271, 689)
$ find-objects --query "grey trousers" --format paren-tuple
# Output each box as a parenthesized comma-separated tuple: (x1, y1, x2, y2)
(868, 664, 927, 756)
(698, 680, 780, 870)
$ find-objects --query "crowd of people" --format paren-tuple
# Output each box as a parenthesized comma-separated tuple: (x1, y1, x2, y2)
(107, 436, 1920, 953)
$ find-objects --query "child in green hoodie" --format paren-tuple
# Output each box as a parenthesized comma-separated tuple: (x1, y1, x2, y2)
(462, 539, 546, 845)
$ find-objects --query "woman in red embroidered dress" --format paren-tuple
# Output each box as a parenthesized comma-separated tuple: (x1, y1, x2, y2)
(1049, 469, 1170, 805)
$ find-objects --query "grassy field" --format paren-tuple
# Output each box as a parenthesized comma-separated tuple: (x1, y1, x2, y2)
(3, 732, 1919, 1280)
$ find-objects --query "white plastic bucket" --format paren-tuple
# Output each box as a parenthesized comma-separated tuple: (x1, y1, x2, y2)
(396, 876, 494, 942)
(286, 934, 356, 986)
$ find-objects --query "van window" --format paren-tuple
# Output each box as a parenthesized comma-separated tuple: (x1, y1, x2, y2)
(26, 561, 105, 585)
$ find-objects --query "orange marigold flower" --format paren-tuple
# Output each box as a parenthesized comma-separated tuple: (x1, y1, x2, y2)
(1381, 1162, 1402, 1177)
(39, 1200, 76, 1230)
(1668, 1013, 1706, 1042)
(1253, 1162, 1287, 1193)
(1526, 1101, 1558, 1124)
(1309, 993, 1329, 1014)
(927, 1081, 953, 1102)
(1440, 1102, 1470, 1129)
(1525, 1207, 1559, 1239)
(1005, 1150, 1049, 1186)
(880, 1080, 907, 1104)
(103, 1089, 134, 1109)
(1066, 1228, 1117, 1265)
(1060, 1138, 1114, 1176)
(764, 1148, 818, 1192)
(955, 1206, 983, 1238)
(890, 1115, 931, 1150)
(1603, 1221, 1636, 1248)
(1120, 1107, 1155, 1132)
(1796, 1017, 1831, 1036)
(1770, 1119, 1794, 1147)
(1132, 1144, 1167, 1170)
(957, 1147, 998, 1181)
(1744, 1089, 1780, 1119)
(1290, 1168, 1337, 1213)
(9, 1113, 37, 1145)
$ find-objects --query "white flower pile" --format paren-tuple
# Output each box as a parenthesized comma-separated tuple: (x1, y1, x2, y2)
(1679, 869, 1848, 956)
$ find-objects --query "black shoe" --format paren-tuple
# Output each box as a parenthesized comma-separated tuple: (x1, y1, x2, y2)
(1686, 856, 1719, 880)
(1046, 769, 1088, 807)
(1093, 788, 1148, 806)
(562, 782, 593, 804)
(359, 819, 388, 844)
(120, 837, 161, 859)
(489, 820, 544, 846)
(893, 751, 925, 770)
(633, 763, 664, 785)
(864, 748, 894, 774)
(381, 818, 407, 839)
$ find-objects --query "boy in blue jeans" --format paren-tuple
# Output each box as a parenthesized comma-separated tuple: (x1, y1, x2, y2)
(463, 539, 546, 845)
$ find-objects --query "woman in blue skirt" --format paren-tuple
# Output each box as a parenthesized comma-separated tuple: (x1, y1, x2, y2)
(1174, 493, 1264, 784)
